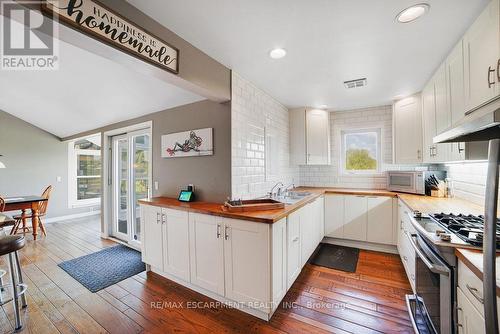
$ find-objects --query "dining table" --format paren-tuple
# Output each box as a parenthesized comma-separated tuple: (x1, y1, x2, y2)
(3, 196, 47, 240)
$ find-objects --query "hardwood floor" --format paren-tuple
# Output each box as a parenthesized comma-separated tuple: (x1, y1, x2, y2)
(0, 218, 413, 333)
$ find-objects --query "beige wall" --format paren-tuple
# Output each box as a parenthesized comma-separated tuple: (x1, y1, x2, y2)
(76, 100, 232, 203)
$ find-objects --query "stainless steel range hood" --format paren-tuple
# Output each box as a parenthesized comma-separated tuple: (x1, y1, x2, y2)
(434, 97, 500, 143)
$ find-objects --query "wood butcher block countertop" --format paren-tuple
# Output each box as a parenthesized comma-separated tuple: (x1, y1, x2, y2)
(140, 186, 499, 291)
(138, 187, 399, 224)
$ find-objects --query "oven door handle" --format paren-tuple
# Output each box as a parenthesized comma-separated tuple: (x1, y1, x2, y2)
(406, 232, 450, 276)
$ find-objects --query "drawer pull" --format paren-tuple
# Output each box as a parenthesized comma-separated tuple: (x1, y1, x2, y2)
(488, 66, 496, 88)
(466, 284, 484, 304)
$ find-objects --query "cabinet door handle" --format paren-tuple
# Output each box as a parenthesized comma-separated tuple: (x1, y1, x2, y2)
(488, 66, 496, 88)
(403, 255, 408, 262)
(292, 236, 299, 242)
(156, 212, 160, 224)
(162, 214, 166, 225)
(224, 226, 230, 240)
(497, 59, 500, 82)
(466, 284, 484, 304)
(458, 142, 465, 153)
(429, 146, 433, 157)
(417, 149, 421, 160)
(216, 224, 221, 239)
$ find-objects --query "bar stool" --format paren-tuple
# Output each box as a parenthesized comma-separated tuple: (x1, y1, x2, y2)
(0, 235, 27, 331)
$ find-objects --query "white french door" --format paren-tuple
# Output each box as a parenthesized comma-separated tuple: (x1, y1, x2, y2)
(111, 129, 151, 247)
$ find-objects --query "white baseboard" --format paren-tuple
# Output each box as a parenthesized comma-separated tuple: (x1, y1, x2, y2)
(322, 237, 399, 254)
(45, 211, 101, 223)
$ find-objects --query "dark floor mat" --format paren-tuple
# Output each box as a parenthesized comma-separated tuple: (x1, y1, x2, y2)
(309, 243, 360, 273)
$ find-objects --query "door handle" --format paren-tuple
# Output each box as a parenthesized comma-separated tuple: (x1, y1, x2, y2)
(488, 66, 496, 88)
(161, 214, 166, 225)
(216, 224, 221, 239)
(406, 232, 450, 276)
(224, 226, 229, 240)
(497, 59, 500, 82)
(466, 284, 484, 304)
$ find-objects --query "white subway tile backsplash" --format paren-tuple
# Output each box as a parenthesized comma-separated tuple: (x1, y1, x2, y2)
(231, 72, 299, 199)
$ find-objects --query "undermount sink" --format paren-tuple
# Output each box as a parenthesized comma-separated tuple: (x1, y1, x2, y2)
(270, 191, 313, 205)
(287, 191, 312, 198)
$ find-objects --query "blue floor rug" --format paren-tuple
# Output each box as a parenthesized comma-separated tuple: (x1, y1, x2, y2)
(58, 244, 146, 293)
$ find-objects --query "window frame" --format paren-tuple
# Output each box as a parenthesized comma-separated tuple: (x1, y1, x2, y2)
(340, 127, 382, 176)
(68, 134, 102, 208)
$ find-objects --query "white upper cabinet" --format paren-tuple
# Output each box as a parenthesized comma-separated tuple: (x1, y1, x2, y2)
(434, 63, 451, 134)
(393, 94, 423, 164)
(422, 77, 449, 163)
(290, 108, 330, 165)
(422, 81, 438, 163)
(463, 0, 500, 112)
(446, 40, 466, 126)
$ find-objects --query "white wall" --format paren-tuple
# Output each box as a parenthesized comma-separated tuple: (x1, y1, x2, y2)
(231, 72, 299, 199)
(0, 110, 100, 219)
(445, 162, 499, 207)
(299, 105, 422, 188)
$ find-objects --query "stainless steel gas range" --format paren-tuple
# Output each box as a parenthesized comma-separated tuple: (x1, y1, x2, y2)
(405, 212, 496, 334)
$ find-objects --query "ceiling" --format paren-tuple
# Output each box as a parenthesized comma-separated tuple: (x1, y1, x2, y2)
(0, 17, 204, 138)
(127, 0, 489, 110)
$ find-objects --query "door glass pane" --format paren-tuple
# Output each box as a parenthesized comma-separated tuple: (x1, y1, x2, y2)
(117, 139, 128, 235)
(132, 134, 150, 242)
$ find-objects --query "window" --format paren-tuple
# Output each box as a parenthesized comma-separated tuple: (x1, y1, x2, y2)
(341, 128, 381, 174)
(68, 134, 102, 207)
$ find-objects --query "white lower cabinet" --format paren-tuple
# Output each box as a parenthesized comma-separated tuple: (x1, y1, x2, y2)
(162, 209, 190, 282)
(188, 213, 225, 295)
(142, 205, 163, 269)
(142, 206, 190, 282)
(397, 200, 416, 292)
(286, 210, 301, 289)
(343, 196, 368, 241)
(366, 196, 393, 245)
(457, 287, 485, 334)
(325, 194, 396, 246)
(223, 218, 270, 308)
(140, 196, 331, 320)
(325, 194, 344, 238)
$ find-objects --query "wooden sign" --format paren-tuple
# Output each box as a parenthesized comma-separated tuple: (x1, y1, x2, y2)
(42, 0, 179, 74)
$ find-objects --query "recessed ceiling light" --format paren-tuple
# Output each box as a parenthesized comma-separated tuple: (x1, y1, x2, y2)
(269, 48, 287, 59)
(396, 3, 430, 23)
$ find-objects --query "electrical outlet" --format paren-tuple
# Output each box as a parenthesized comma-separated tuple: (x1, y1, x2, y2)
(56, 176, 62, 182)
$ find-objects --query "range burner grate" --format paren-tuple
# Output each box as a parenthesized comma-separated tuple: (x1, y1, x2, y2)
(429, 213, 500, 248)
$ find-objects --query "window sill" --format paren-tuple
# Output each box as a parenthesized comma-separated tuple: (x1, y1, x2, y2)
(69, 200, 101, 209)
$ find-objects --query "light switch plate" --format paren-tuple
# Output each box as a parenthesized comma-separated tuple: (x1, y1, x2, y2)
(154, 181, 159, 190)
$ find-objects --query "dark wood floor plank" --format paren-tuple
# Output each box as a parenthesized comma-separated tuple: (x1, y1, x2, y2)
(1, 218, 414, 334)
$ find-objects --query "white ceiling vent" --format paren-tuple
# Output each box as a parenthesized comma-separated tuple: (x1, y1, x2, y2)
(344, 78, 367, 89)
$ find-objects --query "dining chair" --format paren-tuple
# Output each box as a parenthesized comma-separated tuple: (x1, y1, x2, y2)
(11, 186, 52, 236)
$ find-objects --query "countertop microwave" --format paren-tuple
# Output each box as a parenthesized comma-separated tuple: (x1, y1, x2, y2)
(387, 171, 446, 195)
